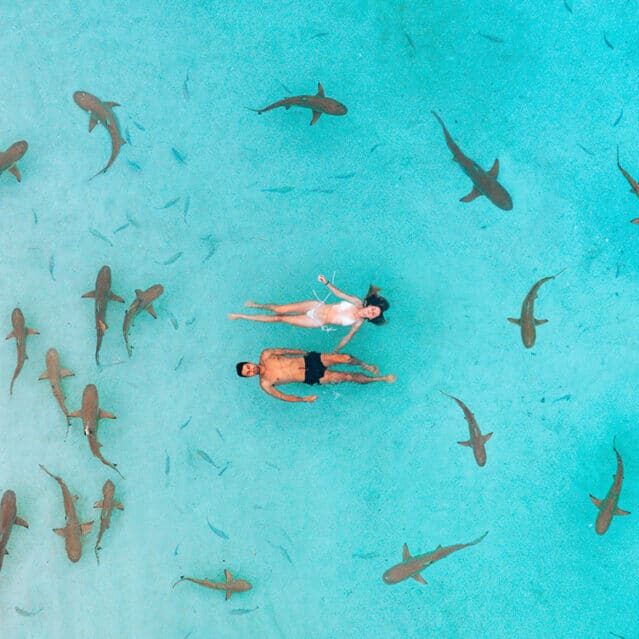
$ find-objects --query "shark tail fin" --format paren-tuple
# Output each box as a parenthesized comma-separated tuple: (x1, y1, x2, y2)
(402, 543, 411, 560)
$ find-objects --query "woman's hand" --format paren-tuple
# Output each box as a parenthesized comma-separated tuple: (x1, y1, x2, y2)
(318, 274, 328, 285)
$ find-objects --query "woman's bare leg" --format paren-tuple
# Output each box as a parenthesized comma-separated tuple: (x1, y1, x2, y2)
(228, 313, 322, 328)
(245, 300, 321, 314)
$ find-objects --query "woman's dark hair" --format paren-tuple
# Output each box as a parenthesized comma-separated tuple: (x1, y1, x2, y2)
(236, 361, 250, 377)
(363, 284, 389, 325)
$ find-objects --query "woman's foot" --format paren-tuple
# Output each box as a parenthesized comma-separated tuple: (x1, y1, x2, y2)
(245, 300, 260, 308)
(361, 363, 380, 375)
(383, 374, 396, 383)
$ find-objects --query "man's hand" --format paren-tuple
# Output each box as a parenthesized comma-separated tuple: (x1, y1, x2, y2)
(304, 395, 318, 402)
(317, 274, 328, 285)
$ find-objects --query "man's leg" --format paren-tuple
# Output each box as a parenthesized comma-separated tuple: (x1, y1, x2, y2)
(320, 370, 395, 385)
(320, 353, 379, 375)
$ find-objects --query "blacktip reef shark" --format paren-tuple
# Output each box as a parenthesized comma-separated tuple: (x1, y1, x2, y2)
(38, 348, 74, 431)
(382, 531, 488, 585)
(250, 83, 347, 126)
(40, 465, 93, 563)
(590, 440, 630, 535)
(82, 265, 125, 364)
(173, 570, 253, 600)
(0, 141, 28, 182)
(94, 479, 124, 564)
(507, 269, 564, 348)
(5, 308, 39, 395)
(68, 384, 123, 478)
(73, 91, 126, 179)
(441, 392, 493, 467)
(0, 490, 28, 573)
(616, 146, 639, 223)
(431, 111, 513, 211)
(122, 284, 164, 357)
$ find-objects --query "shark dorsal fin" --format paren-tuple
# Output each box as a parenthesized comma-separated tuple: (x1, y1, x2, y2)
(488, 158, 500, 177)
(316, 83, 325, 97)
(224, 569, 233, 583)
(402, 543, 411, 560)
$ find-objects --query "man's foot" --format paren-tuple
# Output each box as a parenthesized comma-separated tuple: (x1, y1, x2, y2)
(245, 300, 259, 308)
(361, 363, 380, 375)
(228, 313, 241, 320)
(383, 374, 396, 383)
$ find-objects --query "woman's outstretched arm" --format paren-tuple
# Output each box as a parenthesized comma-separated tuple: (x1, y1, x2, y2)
(333, 322, 362, 352)
(318, 274, 361, 306)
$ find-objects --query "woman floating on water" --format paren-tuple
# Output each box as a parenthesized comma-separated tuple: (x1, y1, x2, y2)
(229, 274, 389, 351)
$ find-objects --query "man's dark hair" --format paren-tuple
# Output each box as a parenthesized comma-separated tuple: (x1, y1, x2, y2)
(236, 361, 250, 377)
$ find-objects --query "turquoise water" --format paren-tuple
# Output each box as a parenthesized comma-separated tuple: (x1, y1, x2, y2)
(1, 1, 638, 637)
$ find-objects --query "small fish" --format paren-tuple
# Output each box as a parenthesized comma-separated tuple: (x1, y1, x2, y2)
(89, 228, 114, 247)
(230, 607, 259, 615)
(200, 235, 217, 262)
(165, 453, 170, 476)
(185, 317, 196, 326)
(404, 32, 416, 53)
(174, 356, 184, 371)
(218, 463, 231, 476)
(308, 32, 329, 40)
(609, 633, 625, 639)
(352, 551, 379, 560)
(333, 172, 356, 179)
(215, 428, 225, 442)
(577, 143, 594, 156)
(32, 209, 38, 224)
(261, 186, 294, 194)
(15, 607, 42, 617)
(370, 143, 382, 153)
(156, 252, 183, 266)
(183, 70, 190, 100)
(183, 632, 193, 639)
(206, 518, 229, 540)
(563, 0, 572, 12)
(133, 121, 145, 131)
(268, 541, 292, 564)
(125, 212, 140, 227)
(172, 148, 187, 164)
(183, 195, 190, 222)
(552, 394, 571, 403)
(174, 544, 180, 556)
(179, 416, 192, 430)
(265, 462, 280, 470)
(113, 223, 130, 234)
(603, 32, 614, 49)
(48, 255, 56, 281)
(124, 127, 132, 145)
(478, 31, 504, 43)
(305, 188, 335, 194)
(165, 309, 179, 330)
(197, 450, 219, 467)
(156, 197, 181, 210)
(613, 109, 624, 127)
(127, 160, 142, 171)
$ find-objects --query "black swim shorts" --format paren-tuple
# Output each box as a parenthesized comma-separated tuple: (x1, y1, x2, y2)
(303, 351, 327, 385)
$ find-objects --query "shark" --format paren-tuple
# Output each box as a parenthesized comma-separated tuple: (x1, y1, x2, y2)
(173, 570, 253, 600)
(122, 284, 164, 356)
(40, 465, 93, 563)
(68, 384, 123, 478)
(73, 91, 126, 179)
(431, 111, 513, 211)
(0, 141, 28, 182)
(6, 308, 39, 395)
(590, 440, 630, 535)
(441, 392, 493, 467)
(251, 83, 347, 126)
(383, 531, 488, 585)
(38, 348, 75, 431)
(82, 265, 125, 364)
(0, 490, 28, 572)
(507, 271, 563, 348)
(94, 479, 124, 564)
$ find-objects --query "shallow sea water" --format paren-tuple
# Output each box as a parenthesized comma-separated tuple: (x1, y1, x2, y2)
(0, 1, 638, 637)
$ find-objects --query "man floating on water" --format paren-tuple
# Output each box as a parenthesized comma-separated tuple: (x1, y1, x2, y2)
(235, 348, 394, 403)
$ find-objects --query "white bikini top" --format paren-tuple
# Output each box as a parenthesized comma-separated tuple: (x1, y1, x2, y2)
(332, 301, 357, 326)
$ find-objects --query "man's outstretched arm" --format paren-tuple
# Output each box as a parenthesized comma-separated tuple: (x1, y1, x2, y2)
(260, 381, 316, 403)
